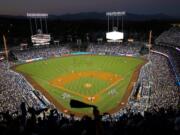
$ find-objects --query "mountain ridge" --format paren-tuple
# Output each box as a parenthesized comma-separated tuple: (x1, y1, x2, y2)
(0, 12, 179, 21)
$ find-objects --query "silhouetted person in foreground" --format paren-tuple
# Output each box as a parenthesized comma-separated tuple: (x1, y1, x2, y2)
(93, 106, 103, 135)
(70, 99, 103, 135)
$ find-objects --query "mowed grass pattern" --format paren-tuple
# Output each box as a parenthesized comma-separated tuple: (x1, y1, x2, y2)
(15, 55, 144, 115)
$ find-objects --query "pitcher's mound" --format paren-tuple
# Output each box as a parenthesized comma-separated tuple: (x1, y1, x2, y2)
(84, 83, 92, 89)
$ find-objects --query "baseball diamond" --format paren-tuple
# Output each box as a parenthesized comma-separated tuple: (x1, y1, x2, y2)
(15, 55, 144, 116)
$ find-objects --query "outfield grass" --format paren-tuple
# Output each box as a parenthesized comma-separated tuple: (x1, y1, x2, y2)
(15, 55, 144, 115)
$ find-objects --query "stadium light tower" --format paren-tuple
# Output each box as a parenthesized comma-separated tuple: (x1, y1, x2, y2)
(106, 11, 126, 43)
(27, 13, 51, 46)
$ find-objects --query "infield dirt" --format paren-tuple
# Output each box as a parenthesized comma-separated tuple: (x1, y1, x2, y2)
(50, 71, 123, 103)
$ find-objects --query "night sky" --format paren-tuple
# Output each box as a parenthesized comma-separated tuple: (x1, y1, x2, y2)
(0, 0, 180, 16)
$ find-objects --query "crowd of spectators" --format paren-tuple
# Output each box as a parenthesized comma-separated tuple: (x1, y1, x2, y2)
(87, 42, 143, 56)
(0, 40, 179, 134)
(0, 61, 46, 114)
(154, 26, 180, 83)
(0, 101, 180, 135)
(103, 46, 179, 121)
(147, 52, 179, 109)
(168, 49, 180, 82)
(13, 46, 72, 61)
(155, 26, 180, 47)
(13, 42, 143, 61)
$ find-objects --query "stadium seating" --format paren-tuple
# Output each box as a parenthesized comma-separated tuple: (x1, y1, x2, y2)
(0, 38, 180, 135)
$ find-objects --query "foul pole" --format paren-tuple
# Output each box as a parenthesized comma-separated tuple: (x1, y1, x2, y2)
(148, 30, 152, 60)
(3, 35, 9, 69)
(147, 30, 153, 109)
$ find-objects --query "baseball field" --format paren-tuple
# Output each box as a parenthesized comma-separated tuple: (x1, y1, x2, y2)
(15, 55, 144, 116)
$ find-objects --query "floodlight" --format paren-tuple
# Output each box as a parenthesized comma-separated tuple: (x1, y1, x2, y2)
(106, 31, 124, 40)
(27, 13, 48, 18)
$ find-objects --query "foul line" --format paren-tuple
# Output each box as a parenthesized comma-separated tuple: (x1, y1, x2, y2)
(50, 84, 87, 98)
(50, 78, 123, 102)
(94, 78, 123, 97)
